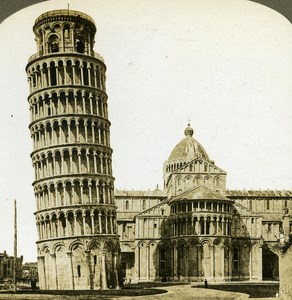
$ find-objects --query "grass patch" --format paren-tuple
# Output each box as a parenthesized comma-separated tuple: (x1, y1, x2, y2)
(0, 282, 189, 298)
(1, 289, 167, 296)
(194, 283, 279, 298)
(124, 281, 190, 289)
(1, 286, 168, 297)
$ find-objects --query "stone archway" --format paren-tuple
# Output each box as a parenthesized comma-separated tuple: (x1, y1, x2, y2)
(262, 246, 279, 280)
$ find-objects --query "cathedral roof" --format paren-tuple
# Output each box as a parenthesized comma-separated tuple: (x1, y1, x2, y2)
(169, 186, 231, 203)
(167, 125, 210, 163)
(227, 190, 292, 197)
(135, 200, 169, 217)
(115, 189, 166, 198)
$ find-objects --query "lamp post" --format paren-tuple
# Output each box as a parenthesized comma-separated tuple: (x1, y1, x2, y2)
(13, 199, 17, 293)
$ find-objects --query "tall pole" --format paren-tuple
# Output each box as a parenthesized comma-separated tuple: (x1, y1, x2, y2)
(13, 199, 17, 292)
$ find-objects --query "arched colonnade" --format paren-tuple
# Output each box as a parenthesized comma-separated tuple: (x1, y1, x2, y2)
(29, 90, 108, 122)
(36, 207, 117, 240)
(30, 117, 110, 150)
(32, 147, 112, 180)
(170, 215, 232, 237)
(34, 178, 114, 210)
(27, 57, 106, 94)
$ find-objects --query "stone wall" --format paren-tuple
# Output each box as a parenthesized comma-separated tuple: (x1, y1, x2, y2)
(279, 245, 292, 299)
(37, 238, 119, 290)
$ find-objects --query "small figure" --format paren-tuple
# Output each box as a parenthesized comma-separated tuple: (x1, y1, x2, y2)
(204, 278, 208, 288)
(31, 278, 36, 292)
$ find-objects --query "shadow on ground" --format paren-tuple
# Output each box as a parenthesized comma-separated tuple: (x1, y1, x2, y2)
(1, 288, 166, 297)
(1, 282, 190, 298)
(194, 282, 279, 298)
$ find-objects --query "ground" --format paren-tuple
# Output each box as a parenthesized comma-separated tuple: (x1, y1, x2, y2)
(195, 281, 279, 298)
(0, 282, 279, 300)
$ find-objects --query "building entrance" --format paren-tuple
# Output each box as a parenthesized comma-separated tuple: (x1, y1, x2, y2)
(262, 247, 279, 280)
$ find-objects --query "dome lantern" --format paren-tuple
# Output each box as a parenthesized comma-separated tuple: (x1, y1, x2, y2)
(184, 123, 194, 137)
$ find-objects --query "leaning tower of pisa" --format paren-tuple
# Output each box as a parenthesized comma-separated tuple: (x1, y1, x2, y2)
(26, 9, 120, 290)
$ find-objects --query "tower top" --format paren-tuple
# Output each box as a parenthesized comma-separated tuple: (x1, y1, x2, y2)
(28, 9, 101, 62)
(33, 9, 96, 33)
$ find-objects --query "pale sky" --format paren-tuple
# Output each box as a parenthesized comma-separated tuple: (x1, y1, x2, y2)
(0, 0, 292, 262)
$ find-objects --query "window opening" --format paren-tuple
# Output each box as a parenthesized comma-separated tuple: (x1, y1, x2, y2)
(233, 248, 239, 271)
(76, 38, 85, 53)
(77, 265, 81, 277)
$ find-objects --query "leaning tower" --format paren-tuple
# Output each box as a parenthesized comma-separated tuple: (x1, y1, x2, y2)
(26, 9, 120, 290)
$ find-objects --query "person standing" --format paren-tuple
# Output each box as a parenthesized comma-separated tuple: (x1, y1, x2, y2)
(204, 278, 208, 288)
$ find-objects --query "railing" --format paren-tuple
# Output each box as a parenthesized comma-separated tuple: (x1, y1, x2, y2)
(34, 10, 95, 26)
(28, 48, 104, 63)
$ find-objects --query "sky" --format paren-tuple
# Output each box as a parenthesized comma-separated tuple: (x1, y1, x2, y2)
(0, 0, 292, 262)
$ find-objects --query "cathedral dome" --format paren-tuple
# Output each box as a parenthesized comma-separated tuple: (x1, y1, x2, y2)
(168, 125, 210, 163)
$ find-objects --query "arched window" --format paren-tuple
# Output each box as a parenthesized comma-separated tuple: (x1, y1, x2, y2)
(48, 34, 60, 53)
(249, 200, 252, 210)
(202, 243, 210, 258)
(142, 199, 146, 210)
(76, 37, 85, 53)
(161, 208, 164, 216)
(98, 183, 104, 204)
(125, 200, 129, 210)
(206, 217, 211, 235)
(179, 244, 185, 258)
(49, 61, 57, 86)
(214, 176, 219, 187)
(266, 200, 270, 210)
(204, 176, 209, 186)
(200, 217, 205, 234)
(64, 24, 70, 39)
(194, 176, 200, 186)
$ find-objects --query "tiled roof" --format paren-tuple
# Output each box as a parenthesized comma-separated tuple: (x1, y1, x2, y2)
(227, 190, 292, 197)
(114, 189, 166, 197)
(262, 214, 284, 221)
(115, 189, 292, 198)
(170, 186, 230, 202)
(136, 201, 168, 217)
(116, 212, 137, 221)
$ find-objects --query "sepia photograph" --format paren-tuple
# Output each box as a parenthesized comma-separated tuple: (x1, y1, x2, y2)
(0, 0, 292, 299)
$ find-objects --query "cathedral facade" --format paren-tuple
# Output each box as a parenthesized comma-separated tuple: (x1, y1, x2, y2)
(116, 125, 292, 283)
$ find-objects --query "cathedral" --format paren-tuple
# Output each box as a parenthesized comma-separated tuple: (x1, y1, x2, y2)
(115, 124, 292, 282)
(26, 9, 292, 290)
